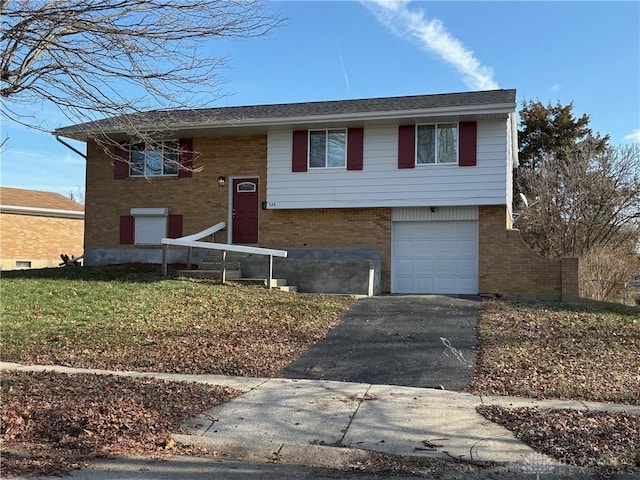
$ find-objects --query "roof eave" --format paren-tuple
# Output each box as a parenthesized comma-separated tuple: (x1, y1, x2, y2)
(55, 101, 517, 141)
(0, 204, 85, 219)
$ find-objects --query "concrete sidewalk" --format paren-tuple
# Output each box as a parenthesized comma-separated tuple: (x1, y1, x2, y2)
(3, 362, 639, 477)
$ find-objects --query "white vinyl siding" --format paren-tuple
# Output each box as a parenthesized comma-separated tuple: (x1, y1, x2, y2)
(266, 120, 509, 209)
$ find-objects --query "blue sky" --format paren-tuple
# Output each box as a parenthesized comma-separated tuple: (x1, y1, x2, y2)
(1, 0, 639, 199)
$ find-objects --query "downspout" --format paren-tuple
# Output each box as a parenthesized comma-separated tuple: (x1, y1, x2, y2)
(55, 136, 87, 159)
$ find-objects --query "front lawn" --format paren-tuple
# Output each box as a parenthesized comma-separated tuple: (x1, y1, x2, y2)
(471, 299, 640, 475)
(0, 266, 357, 376)
(0, 266, 356, 477)
(469, 299, 640, 404)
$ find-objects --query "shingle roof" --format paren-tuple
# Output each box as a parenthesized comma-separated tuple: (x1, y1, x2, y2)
(55, 89, 516, 138)
(0, 187, 84, 212)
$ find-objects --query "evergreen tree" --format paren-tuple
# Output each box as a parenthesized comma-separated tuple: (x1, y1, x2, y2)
(518, 100, 609, 172)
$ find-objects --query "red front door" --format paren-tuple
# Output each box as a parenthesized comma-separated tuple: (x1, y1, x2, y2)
(232, 178, 259, 244)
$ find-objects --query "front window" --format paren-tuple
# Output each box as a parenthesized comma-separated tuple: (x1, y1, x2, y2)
(130, 141, 179, 177)
(309, 129, 346, 168)
(417, 124, 458, 165)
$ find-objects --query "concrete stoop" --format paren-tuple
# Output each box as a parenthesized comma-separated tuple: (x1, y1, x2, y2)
(175, 250, 297, 292)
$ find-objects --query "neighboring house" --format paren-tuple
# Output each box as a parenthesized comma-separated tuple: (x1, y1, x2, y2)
(0, 187, 84, 270)
(54, 89, 578, 300)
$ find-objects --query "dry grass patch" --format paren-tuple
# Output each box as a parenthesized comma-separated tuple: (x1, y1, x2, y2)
(0, 266, 357, 376)
(469, 299, 639, 404)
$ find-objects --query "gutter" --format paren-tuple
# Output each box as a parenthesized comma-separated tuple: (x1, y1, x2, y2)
(0, 204, 84, 219)
(55, 136, 87, 159)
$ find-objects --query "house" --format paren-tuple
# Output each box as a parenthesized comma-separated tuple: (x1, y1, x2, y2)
(0, 187, 84, 270)
(54, 89, 579, 300)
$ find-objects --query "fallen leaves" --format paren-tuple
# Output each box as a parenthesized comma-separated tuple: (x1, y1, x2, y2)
(1, 269, 356, 377)
(478, 406, 640, 473)
(0, 371, 240, 478)
(469, 299, 640, 404)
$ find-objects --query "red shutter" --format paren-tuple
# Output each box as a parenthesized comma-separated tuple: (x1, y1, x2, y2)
(167, 214, 183, 239)
(119, 215, 134, 244)
(178, 138, 193, 177)
(458, 121, 477, 166)
(113, 144, 129, 179)
(292, 130, 308, 172)
(398, 125, 415, 169)
(347, 128, 364, 171)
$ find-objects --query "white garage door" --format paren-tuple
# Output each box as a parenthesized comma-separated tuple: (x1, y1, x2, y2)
(392, 220, 478, 294)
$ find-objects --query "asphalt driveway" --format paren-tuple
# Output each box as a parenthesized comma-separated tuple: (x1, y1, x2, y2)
(284, 295, 480, 390)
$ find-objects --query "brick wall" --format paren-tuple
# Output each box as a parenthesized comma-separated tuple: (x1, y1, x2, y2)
(0, 212, 84, 269)
(479, 205, 579, 300)
(84, 135, 268, 248)
(260, 208, 392, 291)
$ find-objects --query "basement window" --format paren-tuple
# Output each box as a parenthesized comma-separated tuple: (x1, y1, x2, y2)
(15, 260, 31, 269)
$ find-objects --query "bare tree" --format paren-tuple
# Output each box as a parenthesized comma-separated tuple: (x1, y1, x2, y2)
(1, 0, 281, 135)
(580, 245, 640, 303)
(515, 142, 640, 258)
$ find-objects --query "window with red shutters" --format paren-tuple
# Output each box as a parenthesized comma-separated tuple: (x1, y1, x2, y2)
(458, 122, 477, 166)
(398, 125, 416, 169)
(178, 138, 193, 177)
(167, 214, 183, 238)
(119, 215, 134, 244)
(292, 130, 308, 172)
(347, 128, 364, 171)
(113, 144, 129, 179)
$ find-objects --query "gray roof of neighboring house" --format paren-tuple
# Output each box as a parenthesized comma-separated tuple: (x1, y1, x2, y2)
(54, 89, 517, 140)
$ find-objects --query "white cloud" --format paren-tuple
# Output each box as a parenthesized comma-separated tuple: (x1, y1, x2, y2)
(551, 84, 560, 92)
(623, 128, 640, 143)
(336, 39, 351, 90)
(362, 0, 499, 91)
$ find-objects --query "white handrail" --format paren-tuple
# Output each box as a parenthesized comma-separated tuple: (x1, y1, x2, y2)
(163, 239, 287, 257)
(160, 223, 287, 289)
(176, 222, 226, 242)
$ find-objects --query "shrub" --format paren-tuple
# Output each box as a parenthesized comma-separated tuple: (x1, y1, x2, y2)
(580, 246, 640, 303)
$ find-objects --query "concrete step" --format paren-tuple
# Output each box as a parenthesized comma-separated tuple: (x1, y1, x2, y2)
(175, 269, 241, 280)
(202, 251, 250, 263)
(277, 285, 298, 293)
(268, 278, 289, 288)
(201, 261, 242, 271)
(231, 278, 297, 293)
(175, 270, 296, 292)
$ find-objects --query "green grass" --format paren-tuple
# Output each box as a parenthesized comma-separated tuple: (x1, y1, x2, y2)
(470, 298, 640, 404)
(0, 266, 357, 376)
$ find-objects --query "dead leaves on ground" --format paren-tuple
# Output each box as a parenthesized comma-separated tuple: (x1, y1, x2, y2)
(469, 300, 640, 404)
(478, 405, 640, 473)
(0, 371, 240, 478)
(2, 282, 356, 377)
